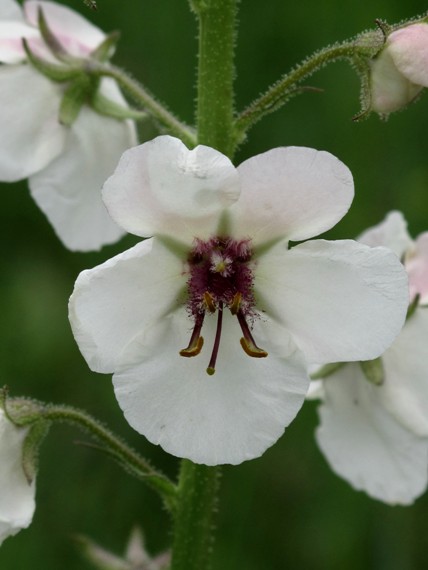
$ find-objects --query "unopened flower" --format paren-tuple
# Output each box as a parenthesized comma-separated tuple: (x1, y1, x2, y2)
(69, 136, 408, 465)
(0, 0, 136, 250)
(312, 211, 428, 504)
(0, 408, 36, 544)
(370, 22, 428, 114)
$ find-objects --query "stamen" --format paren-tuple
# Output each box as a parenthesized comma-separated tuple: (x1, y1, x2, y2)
(180, 313, 205, 357)
(203, 291, 216, 313)
(229, 292, 242, 315)
(236, 311, 268, 358)
(206, 302, 224, 375)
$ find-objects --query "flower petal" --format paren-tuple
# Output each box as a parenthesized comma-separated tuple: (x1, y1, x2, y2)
(389, 24, 428, 87)
(405, 233, 428, 304)
(113, 311, 309, 465)
(0, 65, 65, 181)
(315, 365, 428, 505)
(29, 104, 135, 251)
(0, 410, 35, 544)
(24, 1, 105, 57)
(0, 20, 38, 63)
(230, 146, 353, 245)
(69, 238, 186, 374)
(102, 135, 240, 243)
(256, 239, 408, 363)
(0, 0, 23, 20)
(358, 210, 413, 259)
(380, 308, 428, 436)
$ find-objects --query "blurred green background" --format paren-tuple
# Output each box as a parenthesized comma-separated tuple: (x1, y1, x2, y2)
(2, 0, 428, 568)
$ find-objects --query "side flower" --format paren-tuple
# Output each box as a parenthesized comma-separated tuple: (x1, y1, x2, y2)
(369, 21, 428, 115)
(69, 135, 408, 466)
(0, 0, 137, 251)
(311, 211, 428, 505)
(0, 408, 36, 544)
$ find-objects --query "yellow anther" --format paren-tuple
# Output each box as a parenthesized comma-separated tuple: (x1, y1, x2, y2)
(180, 336, 204, 357)
(203, 291, 216, 313)
(240, 337, 268, 358)
(229, 292, 242, 315)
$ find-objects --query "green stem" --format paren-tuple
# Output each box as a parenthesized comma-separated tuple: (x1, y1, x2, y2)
(170, 461, 221, 570)
(170, 1, 238, 569)
(195, 0, 238, 156)
(87, 61, 196, 148)
(42, 405, 177, 511)
(235, 41, 365, 136)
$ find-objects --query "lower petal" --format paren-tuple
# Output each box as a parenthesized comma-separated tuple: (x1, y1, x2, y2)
(113, 311, 310, 465)
(0, 66, 65, 181)
(316, 365, 428, 505)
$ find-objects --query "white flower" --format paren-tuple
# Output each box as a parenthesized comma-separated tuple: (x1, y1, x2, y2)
(0, 408, 35, 544)
(0, 0, 136, 251)
(370, 22, 428, 114)
(69, 135, 408, 465)
(313, 211, 428, 504)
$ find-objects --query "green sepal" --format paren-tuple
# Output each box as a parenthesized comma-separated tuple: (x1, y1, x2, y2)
(37, 6, 70, 63)
(360, 357, 384, 386)
(22, 38, 81, 82)
(90, 31, 121, 63)
(59, 78, 93, 126)
(310, 362, 345, 380)
(406, 293, 420, 321)
(21, 420, 51, 484)
(90, 91, 147, 121)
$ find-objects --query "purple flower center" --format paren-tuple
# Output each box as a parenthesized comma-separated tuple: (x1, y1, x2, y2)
(180, 237, 268, 374)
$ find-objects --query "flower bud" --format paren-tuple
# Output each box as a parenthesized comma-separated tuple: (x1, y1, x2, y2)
(370, 22, 428, 114)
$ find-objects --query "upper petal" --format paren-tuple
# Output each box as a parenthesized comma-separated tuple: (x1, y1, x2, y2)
(0, 16, 38, 63)
(315, 365, 428, 505)
(357, 210, 413, 259)
(0, 65, 65, 181)
(102, 135, 240, 243)
(0, 410, 36, 545)
(24, 1, 105, 57)
(255, 239, 408, 363)
(69, 238, 186, 374)
(389, 24, 428, 87)
(230, 146, 353, 245)
(28, 104, 135, 251)
(113, 311, 310, 465)
(0, 0, 24, 20)
(405, 232, 428, 304)
(380, 308, 428, 436)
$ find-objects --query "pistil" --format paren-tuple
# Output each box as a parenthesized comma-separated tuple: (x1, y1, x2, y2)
(206, 302, 224, 376)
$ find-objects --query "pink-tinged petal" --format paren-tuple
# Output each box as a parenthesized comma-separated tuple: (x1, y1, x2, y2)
(230, 146, 353, 245)
(0, 65, 65, 181)
(0, 0, 24, 20)
(380, 308, 428, 436)
(69, 238, 186, 374)
(256, 239, 408, 363)
(316, 365, 428, 505)
(102, 135, 240, 243)
(24, 1, 105, 57)
(0, 22, 39, 63)
(28, 104, 135, 251)
(370, 49, 421, 114)
(357, 210, 413, 259)
(113, 312, 309, 465)
(0, 410, 36, 544)
(389, 24, 428, 87)
(405, 233, 428, 304)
